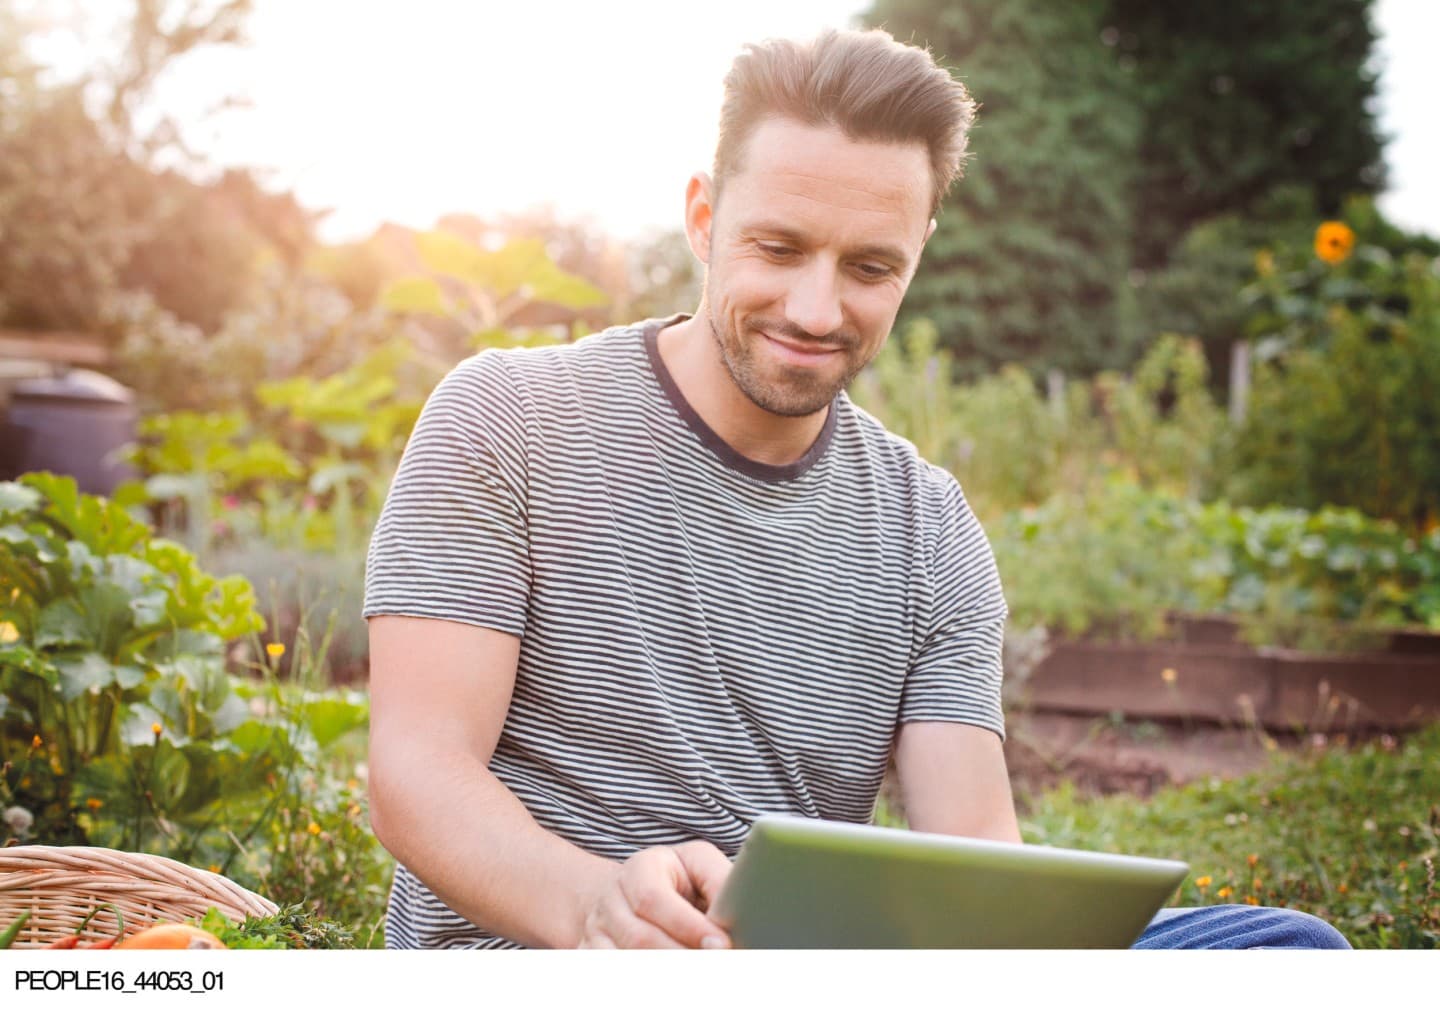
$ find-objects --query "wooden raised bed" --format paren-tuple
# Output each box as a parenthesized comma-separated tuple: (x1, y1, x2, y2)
(1018, 618, 1440, 732)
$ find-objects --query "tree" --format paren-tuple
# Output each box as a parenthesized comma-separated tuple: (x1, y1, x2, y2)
(864, 0, 1141, 378)
(0, 0, 314, 338)
(1106, 0, 1385, 269)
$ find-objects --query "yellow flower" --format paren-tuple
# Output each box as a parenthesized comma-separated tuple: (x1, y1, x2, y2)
(1160, 667, 1178, 685)
(1216, 886, 1234, 899)
(307, 822, 321, 836)
(266, 642, 286, 659)
(1244, 896, 1260, 906)
(1314, 221, 1355, 265)
(1195, 875, 1212, 889)
(208, 864, 221, 874)
(1254, 248, 1275, 277)
(30, 734, 42, 750)
(151, 722, 162, 737)
(85, 798, 103, 811)
(0, 621, 18, 644)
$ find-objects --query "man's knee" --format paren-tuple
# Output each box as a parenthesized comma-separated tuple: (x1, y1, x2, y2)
(1136, 904, 1351, 949)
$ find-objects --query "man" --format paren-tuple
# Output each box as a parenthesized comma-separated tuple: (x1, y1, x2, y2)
(363, 28, 1348, 951)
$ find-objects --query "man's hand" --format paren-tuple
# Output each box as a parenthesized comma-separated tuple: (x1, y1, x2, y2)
(577, 841, 734, 949)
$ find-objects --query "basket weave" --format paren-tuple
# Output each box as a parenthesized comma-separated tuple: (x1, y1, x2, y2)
(0, 845, 278, 949)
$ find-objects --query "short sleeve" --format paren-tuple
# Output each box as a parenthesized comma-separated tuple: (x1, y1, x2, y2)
(362, 351, 531, 636)
(901, 474, 1009, 740)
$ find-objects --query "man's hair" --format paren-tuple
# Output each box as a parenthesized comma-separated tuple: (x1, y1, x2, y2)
(713, 28, 976, 217)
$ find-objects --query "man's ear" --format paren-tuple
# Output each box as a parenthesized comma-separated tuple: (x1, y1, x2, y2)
(684, 172, 715, 265)
(923, 217, 938, 245)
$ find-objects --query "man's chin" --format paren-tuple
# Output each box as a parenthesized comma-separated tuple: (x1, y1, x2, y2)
(740, 372, 841, 418)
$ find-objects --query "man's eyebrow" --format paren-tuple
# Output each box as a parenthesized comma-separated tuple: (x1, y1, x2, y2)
(744, 223, 912, 265)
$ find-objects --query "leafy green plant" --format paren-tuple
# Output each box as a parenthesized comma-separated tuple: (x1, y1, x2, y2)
(0, 472, 263, 849)
(0, 474, 391, 937)
(198, 904, 361, 949)
(991, 479, 1440, 647)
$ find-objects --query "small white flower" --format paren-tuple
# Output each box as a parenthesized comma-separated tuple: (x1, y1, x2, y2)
(3, 805, 34, 837)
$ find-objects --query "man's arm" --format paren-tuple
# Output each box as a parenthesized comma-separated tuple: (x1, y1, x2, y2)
(366, 615, 733, 948)
(892, 720, 1021, 843)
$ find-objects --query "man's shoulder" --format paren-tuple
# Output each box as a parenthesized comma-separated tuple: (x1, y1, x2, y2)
(451, 317, 654, 379)
(836, 394, 959, 499)
(443, 315, 673, 397)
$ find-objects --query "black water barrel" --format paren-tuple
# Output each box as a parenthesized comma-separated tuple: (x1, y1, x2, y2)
(0, 369, 138, 495)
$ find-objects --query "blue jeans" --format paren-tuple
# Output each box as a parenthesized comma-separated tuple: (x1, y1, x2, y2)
(1134, 905, 1351, 949)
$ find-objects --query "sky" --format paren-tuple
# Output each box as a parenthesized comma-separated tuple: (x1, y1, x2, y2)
(24, 0, 1440, 245)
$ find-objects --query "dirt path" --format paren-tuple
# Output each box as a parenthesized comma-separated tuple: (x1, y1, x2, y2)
(1002, 710, 1297, 802)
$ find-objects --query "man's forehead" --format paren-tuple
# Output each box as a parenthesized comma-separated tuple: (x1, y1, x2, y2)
(720, 119, 932, 237)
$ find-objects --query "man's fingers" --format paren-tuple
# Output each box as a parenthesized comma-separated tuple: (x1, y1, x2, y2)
(673, 841, 734, 913)
(616, 848, 731, 949)
(588, 887, 688, 949)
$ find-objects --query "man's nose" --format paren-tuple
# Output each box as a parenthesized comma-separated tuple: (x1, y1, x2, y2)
(784, 261, 845, 339)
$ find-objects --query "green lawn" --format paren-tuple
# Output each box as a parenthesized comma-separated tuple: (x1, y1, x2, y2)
(1014, 722, 1440, 949)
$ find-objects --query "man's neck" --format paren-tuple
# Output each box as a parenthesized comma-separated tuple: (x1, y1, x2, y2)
(656, 314, 830, 468)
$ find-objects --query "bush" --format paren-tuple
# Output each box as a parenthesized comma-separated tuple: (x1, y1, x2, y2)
(853, 323, 1225, 519)
(1226, 204, 1440, 529)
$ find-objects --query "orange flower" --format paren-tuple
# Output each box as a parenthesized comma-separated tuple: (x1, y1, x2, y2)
(266, 642, 286, 659)
(85, 798, 103, 811)
(1194, 875, 1212, 889)
(1314, 221, 1355, 264)
(1246, 854, 1259, 867)
(1244, 896, 1260, 906)
(1216, 886, 1234, 899)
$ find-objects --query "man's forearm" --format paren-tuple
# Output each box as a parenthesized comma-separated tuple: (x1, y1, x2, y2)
(369, 741, 617, 948)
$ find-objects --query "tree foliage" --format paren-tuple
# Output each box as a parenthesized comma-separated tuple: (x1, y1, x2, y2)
(866, 0, 1140, 378)
(1107, 0, 1385, 269)
(862, 0, 1387, 378)
(0, 0, 314, 338)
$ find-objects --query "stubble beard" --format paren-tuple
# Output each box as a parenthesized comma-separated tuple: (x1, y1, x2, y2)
(704, 303, 865, 419)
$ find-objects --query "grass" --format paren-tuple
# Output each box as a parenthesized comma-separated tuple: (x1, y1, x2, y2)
(1016, 722, 1440, 949)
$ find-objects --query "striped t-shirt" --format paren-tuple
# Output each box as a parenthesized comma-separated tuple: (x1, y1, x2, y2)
(362, 315, 1008, 948)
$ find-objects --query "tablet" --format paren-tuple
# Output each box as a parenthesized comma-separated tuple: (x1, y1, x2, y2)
(708, 814, 1190, 948)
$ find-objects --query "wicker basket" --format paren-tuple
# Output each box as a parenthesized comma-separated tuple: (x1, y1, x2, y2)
(0, 846, 278, 949)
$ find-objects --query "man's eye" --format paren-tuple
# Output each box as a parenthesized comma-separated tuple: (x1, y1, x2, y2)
(758, 243, 797, 259)
(854, 263, 894, 280)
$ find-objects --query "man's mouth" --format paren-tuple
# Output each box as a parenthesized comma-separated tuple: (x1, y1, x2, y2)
(761, 331, 844, 364)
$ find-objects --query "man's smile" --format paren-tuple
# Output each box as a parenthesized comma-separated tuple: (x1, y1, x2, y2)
(760, 330, 846, 365)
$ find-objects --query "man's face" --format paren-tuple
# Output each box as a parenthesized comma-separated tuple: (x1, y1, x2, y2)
(696, 117, 935, 418)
